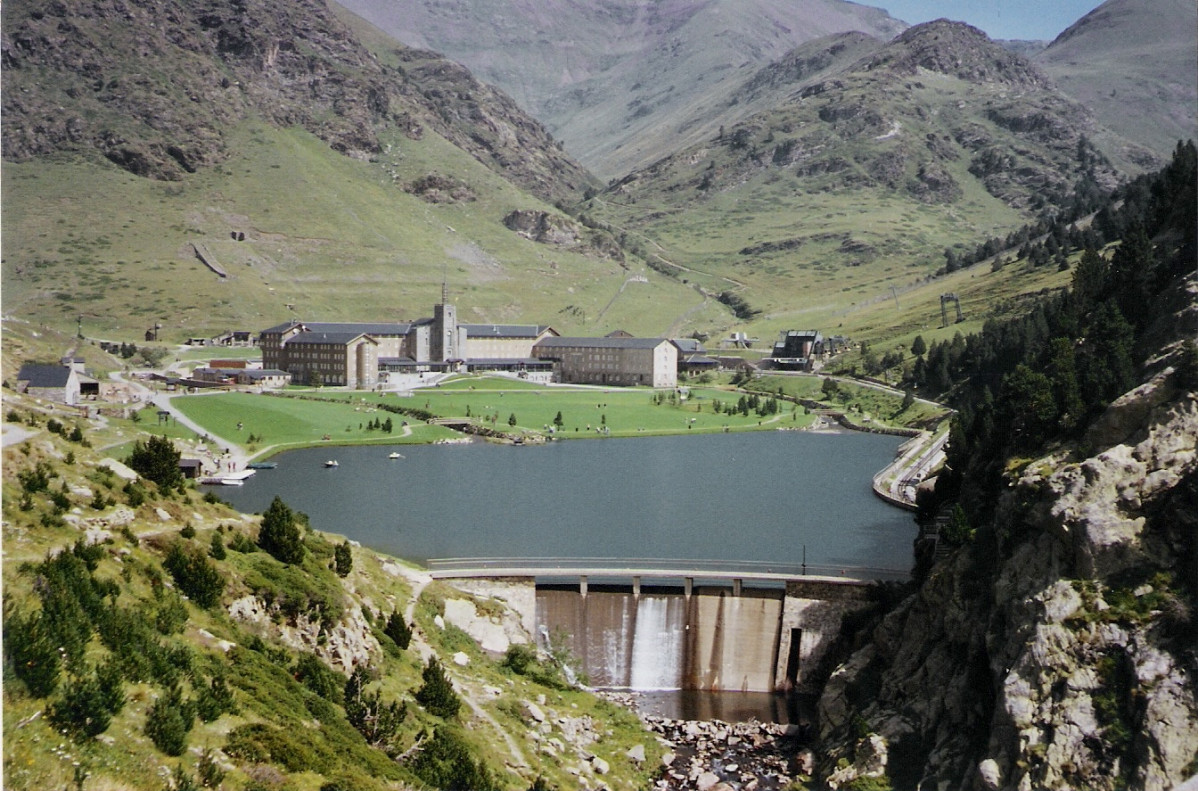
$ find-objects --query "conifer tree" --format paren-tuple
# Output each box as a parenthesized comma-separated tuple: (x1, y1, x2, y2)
(257, 496, 305, 564)
(415, 657, 460, 718)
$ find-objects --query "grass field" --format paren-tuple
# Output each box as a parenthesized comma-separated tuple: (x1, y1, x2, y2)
(169, 373, 950, 461)
(172, 392, 462, 456)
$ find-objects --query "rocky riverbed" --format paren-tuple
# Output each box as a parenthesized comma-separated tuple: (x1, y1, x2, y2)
(601, 694, 813, 791)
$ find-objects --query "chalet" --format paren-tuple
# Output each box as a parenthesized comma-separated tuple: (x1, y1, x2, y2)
(16, 364, 80, 405)
(770, 330, 825, 372)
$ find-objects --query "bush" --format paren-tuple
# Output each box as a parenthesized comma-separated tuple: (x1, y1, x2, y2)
(293, 653, 345, 705)
(334, 541, 353, 577)
(208, 532, 226, 560)
(344, 667, 406, 746)
(195, 674, 237, 722)
(415, 657, 460, 719)
(3, 608, 61, 697)
(48, 662, 124, 739)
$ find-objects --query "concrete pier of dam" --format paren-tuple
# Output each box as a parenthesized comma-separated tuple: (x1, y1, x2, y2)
(432, 562, 881, 694)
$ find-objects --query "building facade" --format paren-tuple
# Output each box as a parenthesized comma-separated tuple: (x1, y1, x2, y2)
(770, 330, 825, 371)
(533, 337, 678, 387)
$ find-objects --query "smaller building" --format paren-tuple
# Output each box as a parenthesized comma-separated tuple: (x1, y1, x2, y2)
(16, 364, 80, 405)
(770, 330, 825, 371)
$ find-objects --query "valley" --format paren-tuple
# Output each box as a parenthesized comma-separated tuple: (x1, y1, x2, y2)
(2, 0, 1196, 790)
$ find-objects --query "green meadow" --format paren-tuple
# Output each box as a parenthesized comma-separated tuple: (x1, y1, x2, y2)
(171, 392, 462, 456)
(172, 377, 821, 456)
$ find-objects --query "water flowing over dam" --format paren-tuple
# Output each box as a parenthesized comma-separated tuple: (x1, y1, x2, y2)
(534, 581, 866, 693)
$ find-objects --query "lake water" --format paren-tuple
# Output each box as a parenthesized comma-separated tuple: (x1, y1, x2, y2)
(207, 430, 916, 573)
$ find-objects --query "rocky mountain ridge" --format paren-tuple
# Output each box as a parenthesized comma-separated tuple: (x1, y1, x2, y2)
(337, 0, 909, 178)
(1, 0, 595, 204)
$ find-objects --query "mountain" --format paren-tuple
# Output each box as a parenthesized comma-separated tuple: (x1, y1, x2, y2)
(578, 20, 1136, 343)
(1035, 0, 1198, 161)
(2, 0, 715, 341)
(335, 0, 908, 178)
(0, 0, 594, 204)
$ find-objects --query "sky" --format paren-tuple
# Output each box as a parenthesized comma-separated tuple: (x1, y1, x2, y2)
(873, 0, 1107, 41)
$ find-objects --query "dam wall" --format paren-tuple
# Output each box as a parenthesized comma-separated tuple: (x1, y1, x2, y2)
(530, 579, 872, 693)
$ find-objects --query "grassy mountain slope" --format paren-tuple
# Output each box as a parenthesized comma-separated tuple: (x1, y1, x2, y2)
(1, 383, 659, 790)
(1, 0, 723, 340)
(336, 0, 908, 178)
(580, 21, 1127, 347)
(1035, 0, 1198, 161)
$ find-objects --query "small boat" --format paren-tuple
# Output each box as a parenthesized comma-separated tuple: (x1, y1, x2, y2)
(388, 452, 403, 459)
(247, 461, 277, 470)
(324, 460, 339, 468)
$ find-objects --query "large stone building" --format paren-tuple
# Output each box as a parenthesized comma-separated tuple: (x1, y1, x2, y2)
(16, 363, 81, 405)
(532, 336, 678, 387)
(260, 299, 556, 387)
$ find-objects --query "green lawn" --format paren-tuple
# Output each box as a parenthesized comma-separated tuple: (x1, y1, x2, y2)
(314, 377, 816, 436)
(172, 378, 818, 450)
(171, 392, 461, 455)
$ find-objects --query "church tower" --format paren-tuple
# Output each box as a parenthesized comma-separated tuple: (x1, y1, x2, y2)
(432, 279, 458, 362)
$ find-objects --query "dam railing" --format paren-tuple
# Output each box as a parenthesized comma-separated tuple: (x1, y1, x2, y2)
(426, 556, 909, 584)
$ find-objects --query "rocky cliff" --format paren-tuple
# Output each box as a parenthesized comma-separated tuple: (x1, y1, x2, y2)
(817, 280, 1198, 790)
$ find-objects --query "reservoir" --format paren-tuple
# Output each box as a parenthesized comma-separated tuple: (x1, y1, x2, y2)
(208, 430, 915, 573)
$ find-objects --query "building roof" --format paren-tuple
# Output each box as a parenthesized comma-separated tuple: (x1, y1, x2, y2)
(17, 364, 74, 388)
(682, 354, 720, 366)
(671, 338, 706, 353)
(535, 336, 670, 350)
(240, 369, 291, 380)
(262, 321, 413, 336)
(283, 332, 379, 347)
(461, 324, 553, 339)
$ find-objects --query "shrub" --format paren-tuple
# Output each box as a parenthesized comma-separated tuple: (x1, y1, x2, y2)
(410, 726, 499, 791)
(293, 653, 345, 705)
(415, 657, 460, 719)
(3, 609, 61, 697)
(208, 532, 226, 560)
(334, 541, 353, 577)
(195, 674, 237, 722)
(344, 666, 406, 746)
(48, 663, 123, 739)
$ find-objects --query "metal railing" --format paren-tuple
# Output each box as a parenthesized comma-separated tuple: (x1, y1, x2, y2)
(426, 556, 909, 581)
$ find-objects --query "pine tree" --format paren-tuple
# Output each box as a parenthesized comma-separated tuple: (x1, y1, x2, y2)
(145, 685, 193, 756)
(384, 611, 411, 650)
(334, 541, 353, 577)
(125, 435, 182, 489)
(415, 657, 461, 718)
(257, 496, 305, 564)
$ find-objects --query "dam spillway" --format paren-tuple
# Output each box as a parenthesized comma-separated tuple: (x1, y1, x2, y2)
(530, 579, 870, 693)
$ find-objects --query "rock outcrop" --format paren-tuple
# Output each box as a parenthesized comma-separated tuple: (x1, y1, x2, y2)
(816, 350, 1198, 789)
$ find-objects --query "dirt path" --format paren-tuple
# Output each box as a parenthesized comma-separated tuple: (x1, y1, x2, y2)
(398, 567, 529, 770)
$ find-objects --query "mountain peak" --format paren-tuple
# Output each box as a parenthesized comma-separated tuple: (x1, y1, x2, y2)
(866, 19, 1051, 89)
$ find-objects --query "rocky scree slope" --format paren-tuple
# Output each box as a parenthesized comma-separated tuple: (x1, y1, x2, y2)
(816, 278, 1198, 790)
(0, 0, 596, 204)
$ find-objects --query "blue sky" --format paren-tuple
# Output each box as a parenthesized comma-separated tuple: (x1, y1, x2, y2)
(874, 1, 1107, 41)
